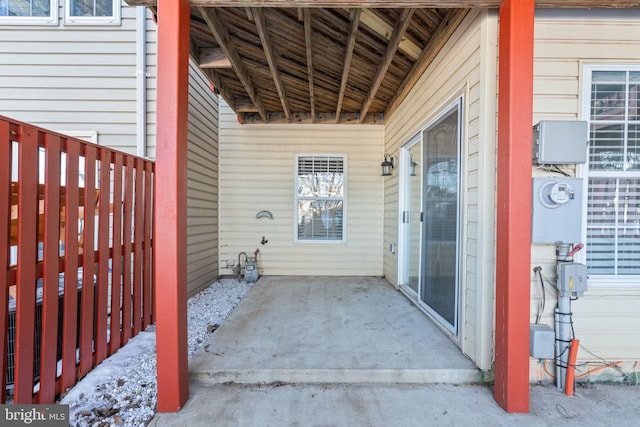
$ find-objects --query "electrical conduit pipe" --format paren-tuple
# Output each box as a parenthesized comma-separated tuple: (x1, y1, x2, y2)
(565, 338, 580, 396)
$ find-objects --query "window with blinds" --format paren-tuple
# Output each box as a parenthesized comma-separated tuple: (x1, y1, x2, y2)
(0, 0, 57, 25)
(585, 69, 640, 275)
(296, 155, 345, 242)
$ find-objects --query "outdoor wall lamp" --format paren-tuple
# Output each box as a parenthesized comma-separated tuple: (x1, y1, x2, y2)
(381, 154, 395, 176)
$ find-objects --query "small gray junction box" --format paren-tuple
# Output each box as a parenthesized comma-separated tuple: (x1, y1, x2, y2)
(533, 120, 588, 165)
(557, 262, 588, 297)
(530, 324, 555, 359)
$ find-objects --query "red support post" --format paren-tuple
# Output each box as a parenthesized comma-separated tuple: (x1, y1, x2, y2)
(155, 0, 190, 412)
(494, 0, 534, 413)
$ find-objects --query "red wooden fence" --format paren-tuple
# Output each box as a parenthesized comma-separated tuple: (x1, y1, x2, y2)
(0, 115, 155, 404)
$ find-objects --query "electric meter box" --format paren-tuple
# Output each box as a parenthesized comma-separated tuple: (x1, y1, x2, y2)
(531, 177, 583, 243)
(533, 120, 588, 165)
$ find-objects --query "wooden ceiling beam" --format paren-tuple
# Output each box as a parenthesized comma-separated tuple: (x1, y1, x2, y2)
(128, 1, 640, 8)
(385, 8, 469, 119)
(335, 8, 361, 124)
(359, 8, 415, 123)
(252, 8, 291, 119)
(303, 8, 316, 123)
(198, 7, 268, 122)
(235, 97, 259, 112)
(198, 48, 233, 68)
(359, 9, 420, 60)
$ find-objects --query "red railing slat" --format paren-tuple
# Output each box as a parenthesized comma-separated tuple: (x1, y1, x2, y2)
(94, 148, 111, 364)
(1, 116, 155, 404)
(143, 163, 153, 327)
(151, 163, 157, 326)
(121, 157, 134, 345)
(109, 154, 124, 356)
(14, 125, 39, 403)
(133, 159, 144, 335)
(61, 138, 81, 392)
(78, 145, 97, 377)
(38, 134, 62, 403)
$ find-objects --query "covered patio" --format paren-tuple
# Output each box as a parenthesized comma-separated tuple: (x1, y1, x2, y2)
(156, 275, 481, 424)
(134, 0, 636, 415)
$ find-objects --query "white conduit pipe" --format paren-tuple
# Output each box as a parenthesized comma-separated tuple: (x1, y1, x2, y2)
(136, 6, 148, 158)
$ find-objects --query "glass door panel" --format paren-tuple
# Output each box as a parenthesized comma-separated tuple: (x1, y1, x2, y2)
(420, 104, 460, 333)
(405, 142, 422, 294)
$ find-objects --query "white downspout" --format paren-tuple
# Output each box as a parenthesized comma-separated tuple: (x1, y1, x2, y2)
(136, 6, 148, 158)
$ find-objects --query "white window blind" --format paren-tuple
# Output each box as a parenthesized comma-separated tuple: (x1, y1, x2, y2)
(296, 155, 345, 242)
(65, 0, 120, 25)
(0, 0, 58, 25)
(585, 69, 640, 276)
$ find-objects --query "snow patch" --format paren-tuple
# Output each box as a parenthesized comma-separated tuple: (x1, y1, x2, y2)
(61, 278, 254, 426)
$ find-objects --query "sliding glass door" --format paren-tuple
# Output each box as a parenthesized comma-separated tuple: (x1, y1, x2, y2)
(399, 98, 462, 334)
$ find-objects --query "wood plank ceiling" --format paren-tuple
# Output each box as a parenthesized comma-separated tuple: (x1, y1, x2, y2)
(128, 0, 640, 124)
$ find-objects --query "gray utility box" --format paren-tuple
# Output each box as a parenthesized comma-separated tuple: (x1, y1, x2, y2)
(530, 324, 555, 359)
(531, 177, 583, 243)
(557, 262, 588, 297)
(533, 120, 588, 165)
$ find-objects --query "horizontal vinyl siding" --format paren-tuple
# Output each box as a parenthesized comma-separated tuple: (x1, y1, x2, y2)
(383, 10, 496, 371)
(187, 61, 219, 297)
(0, 5, 154, 154)
(219, 105, 383, 276)
(531, 12, 640, 373)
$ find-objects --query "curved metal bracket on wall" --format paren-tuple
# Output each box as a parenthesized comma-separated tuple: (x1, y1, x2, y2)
(256, 210, 273, 220)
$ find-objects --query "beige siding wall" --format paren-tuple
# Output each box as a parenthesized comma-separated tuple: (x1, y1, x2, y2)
(0, 5, 219, 296)
(218, 105, 384, 276)
(383, 10, 497, 371)
(0, 5, 157, 155)
(530, 10, 640, 378)
(186, 62, 219, 296)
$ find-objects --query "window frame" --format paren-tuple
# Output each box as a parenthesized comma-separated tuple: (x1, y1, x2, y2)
(294, 154, 347, 244)
(64, 0, 120, 26)
(580, 64, 640, 284)
(0, 0, 58, 26)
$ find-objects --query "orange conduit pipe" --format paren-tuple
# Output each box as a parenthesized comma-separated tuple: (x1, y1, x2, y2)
(565, 339, 580, 396)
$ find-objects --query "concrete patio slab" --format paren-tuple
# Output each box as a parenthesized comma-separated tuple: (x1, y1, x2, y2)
(188, 276, 481, 385)
(151, 382, 640, 427)
(151, 276, 640, 426)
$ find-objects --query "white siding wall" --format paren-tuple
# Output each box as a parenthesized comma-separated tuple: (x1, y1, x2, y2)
(530, 10, 640, 379)
(383, 10, 497, 371)
(0, 4, 155, 154)
(218, 104, 384, 276)
(186, 62, 219, 296)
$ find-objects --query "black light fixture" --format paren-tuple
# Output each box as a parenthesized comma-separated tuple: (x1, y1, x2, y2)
(381, 154, 395, 176)
(410, 154, 418, 177)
